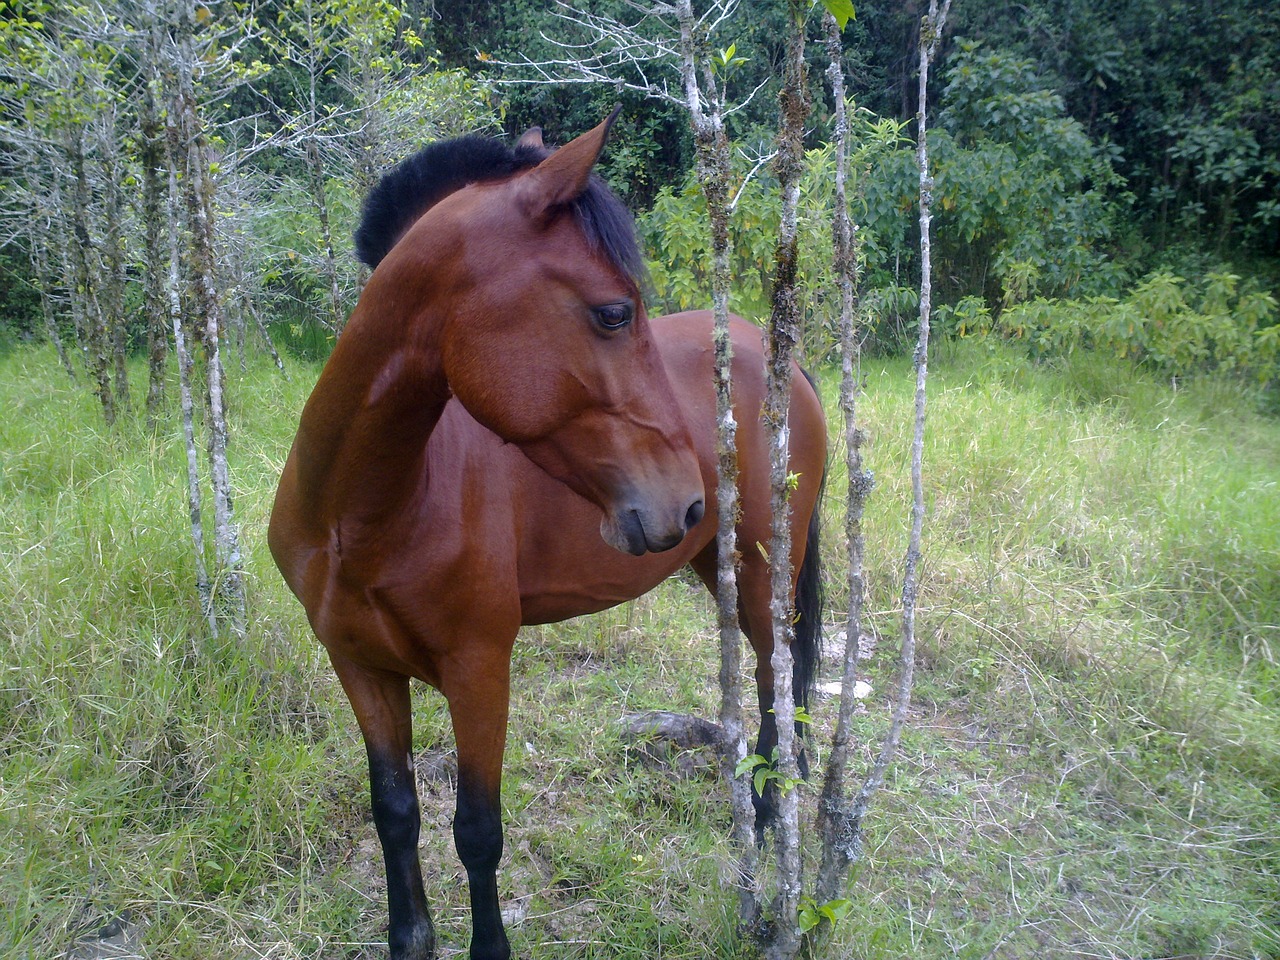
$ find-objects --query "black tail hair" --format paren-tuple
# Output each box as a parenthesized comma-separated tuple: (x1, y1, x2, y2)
(793, 367, 826, 713)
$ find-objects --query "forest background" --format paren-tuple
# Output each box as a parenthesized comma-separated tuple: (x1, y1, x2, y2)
(2, 0, 1278, 370)
(1, 1, 1278, 958)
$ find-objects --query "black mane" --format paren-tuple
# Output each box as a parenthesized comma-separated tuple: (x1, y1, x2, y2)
(353, 133, 644, 286)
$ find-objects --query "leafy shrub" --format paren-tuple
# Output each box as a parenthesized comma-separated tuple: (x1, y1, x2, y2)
(993, 271, 1279, 381)
(934, 295, 992, 339)
(640, 43, 1129, 356)
(931, 41, 1130, 305)
(639, 112, 909, 358)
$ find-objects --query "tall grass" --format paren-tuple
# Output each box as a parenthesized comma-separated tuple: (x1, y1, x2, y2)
(820, 342, 1279, 958)
(1, 341, 1276, 958)
(0, 349, 360, 959)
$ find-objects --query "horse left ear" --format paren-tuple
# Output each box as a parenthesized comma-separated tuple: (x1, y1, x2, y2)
(516, 106, 620, 221)
(516, 126, 545, 150)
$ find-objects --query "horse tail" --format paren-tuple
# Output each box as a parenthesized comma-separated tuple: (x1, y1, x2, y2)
(793, 367, 826, 714)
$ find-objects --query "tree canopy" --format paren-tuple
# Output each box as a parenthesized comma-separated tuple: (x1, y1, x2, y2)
(0, 0, 1276, 358)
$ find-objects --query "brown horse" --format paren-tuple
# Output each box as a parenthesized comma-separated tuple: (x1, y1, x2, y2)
(269, 112, 828, 960)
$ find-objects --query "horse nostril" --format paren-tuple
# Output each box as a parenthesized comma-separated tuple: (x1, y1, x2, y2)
(684, 498, 705, 531)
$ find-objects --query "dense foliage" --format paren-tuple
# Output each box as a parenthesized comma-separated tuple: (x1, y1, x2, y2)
(434, 0, 1279, 259)
(944, 0, 1280, 258)
(3, 0, 1273, 385)
(940, 271, 1280, 381)
(641, 42, 1147, 359)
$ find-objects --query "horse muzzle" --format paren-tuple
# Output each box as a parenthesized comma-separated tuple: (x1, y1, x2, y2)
(601, 492, 705, 556)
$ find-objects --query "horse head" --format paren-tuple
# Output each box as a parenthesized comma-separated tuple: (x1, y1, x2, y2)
(416, 113, 705, 554)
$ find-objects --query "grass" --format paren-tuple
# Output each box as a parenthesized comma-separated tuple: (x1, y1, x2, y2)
(0, 339, 1277, 959)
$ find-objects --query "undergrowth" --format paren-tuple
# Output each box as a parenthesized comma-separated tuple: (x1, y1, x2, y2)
(0, 341, 1276, 958)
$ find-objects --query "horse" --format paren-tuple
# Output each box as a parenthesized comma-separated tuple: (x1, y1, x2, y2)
(268, 111, 828, 960)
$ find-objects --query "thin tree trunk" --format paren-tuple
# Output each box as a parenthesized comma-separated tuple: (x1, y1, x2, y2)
(51, 176, 90, 374)
(158, 0, 246, 636)
(306, 139, 346, 336)
(30, 220, 78, 383)
(230, 228, 288, 378)
(218, 183, 249, 374)
(174, 0, 246, 637)
(68, 128, 116, 426)
(216, 169, 285, 377)
(761, 4, 809, 956)
(98, 105, 131, 415)
(673, 0, 759, 932)
(814, 8, 873, 914)
(241, 261, 287, 377)
(223, 241, 248, 373)
(140, 46, 169, 426)
(840, 0, 951, 871)
(165, 87, 213, 631)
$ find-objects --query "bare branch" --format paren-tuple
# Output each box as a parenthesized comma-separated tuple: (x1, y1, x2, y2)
(728, 147, 776, 213)
(484, 0, 752, 119)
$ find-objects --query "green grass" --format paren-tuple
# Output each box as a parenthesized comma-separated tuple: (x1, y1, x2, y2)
(1, 341, 1277, 958)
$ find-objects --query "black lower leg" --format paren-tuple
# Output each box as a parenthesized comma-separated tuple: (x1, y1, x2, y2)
(454, 773, 510, 960)
(368, 746, 436, 960)
(751, 710, 780, 843)
(795, 718, 811, 780)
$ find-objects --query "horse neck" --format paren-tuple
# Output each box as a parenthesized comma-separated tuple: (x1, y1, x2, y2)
(296, 268, 452, 524)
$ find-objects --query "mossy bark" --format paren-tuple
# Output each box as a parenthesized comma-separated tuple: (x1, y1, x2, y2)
(761, 3, 808, 956)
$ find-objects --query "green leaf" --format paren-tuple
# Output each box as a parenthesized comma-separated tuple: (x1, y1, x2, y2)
(754, 765, 773, 796)
(820, 898, 854, 923)
(822, 0, 855, 30)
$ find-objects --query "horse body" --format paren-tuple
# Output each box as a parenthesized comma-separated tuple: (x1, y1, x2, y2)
(270, 114, 826, 960)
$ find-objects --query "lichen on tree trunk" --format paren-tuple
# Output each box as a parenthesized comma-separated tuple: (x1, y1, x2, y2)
(672, 0, 761, 931)
(760, 4, 809, 956)
(814, 6, 876, 913)
(164, 0, 246, 638)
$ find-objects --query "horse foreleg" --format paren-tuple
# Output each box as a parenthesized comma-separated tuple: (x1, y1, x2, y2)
(692, 545, 812, 842)
(443, 656, 512, 960)
(689, 549, 777, 840)
(332, 656, 436, 960)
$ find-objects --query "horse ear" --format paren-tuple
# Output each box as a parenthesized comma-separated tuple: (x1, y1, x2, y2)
(517, 106, 621, 219)
(516, 126, 544, 150)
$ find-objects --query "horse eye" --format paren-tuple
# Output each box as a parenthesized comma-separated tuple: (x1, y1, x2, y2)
(592, 302, 634, 331)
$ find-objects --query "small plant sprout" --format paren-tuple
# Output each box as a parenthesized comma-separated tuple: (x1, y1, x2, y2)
(767, 705, 813, 725)
(736, 748, 804, 797)
(798, 895, 854, 934)
(713, 42, 749, 78)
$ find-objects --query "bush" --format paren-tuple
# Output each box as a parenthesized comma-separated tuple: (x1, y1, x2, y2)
(640, 43, 1130, 357)
(930, 41, 1130, 305)
(992, 271, 1279, 381)
(639, 112, 909, 359)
